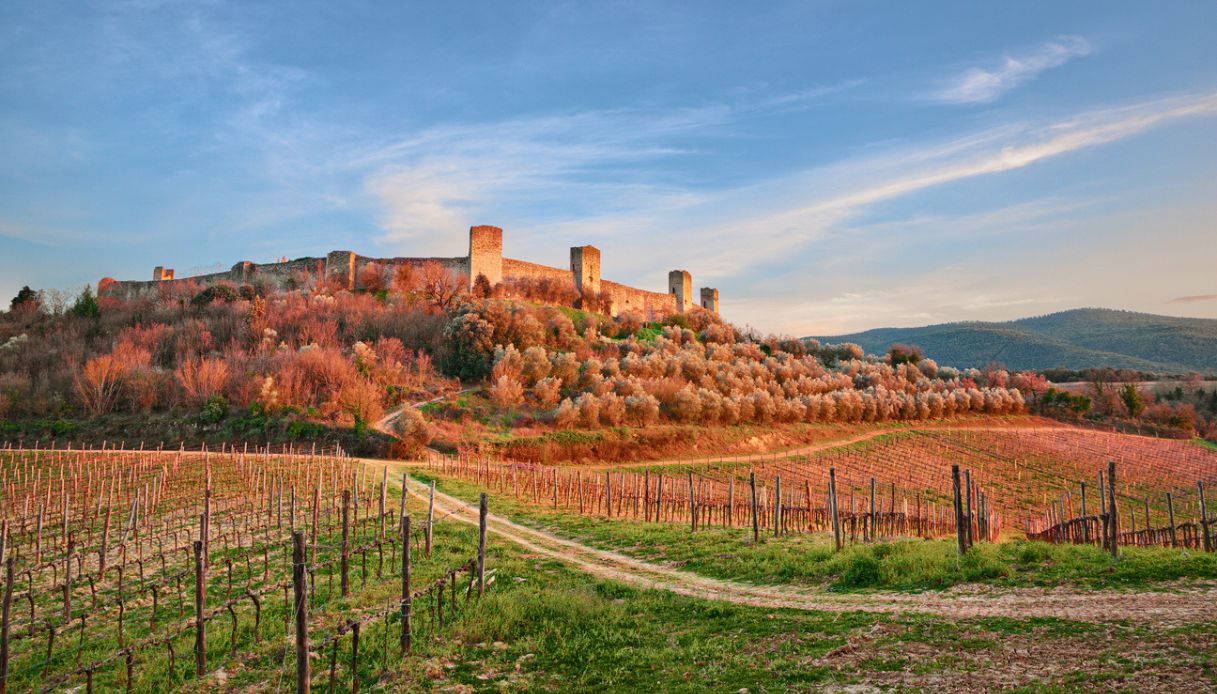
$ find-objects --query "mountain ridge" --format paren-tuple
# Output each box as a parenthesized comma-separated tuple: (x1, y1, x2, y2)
(808, 308, 1217, 374)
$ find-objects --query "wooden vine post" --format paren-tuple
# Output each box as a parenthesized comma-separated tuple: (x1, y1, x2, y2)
(828, 468, 842, 552)
(1106, 461, 1119, 558)
(774, 476, 782, 538)
(1200, 482, 1212, 552)
(1167, 492, 1178, 548)
(749, 472, 759, 544)
(194, 539, 206, 677)
(868, 478, 877, 544)
(341, 490, 351, 597)
(964, 470, 973, 548)
(687, 472, 696, 532)
(477, 493, 488, 598)
(426, 482, 435, 558)
(401, 516, 412, 656)
(292, 531, 310, 694)
(0, 557, 13, 694)
(951, 465, 966, 556)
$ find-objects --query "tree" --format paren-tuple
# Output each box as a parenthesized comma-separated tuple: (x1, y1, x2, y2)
(419, 261, 465, 311)
(9, 286, 39, 312)
(69, 285, 100, 319)
(887, 343, 922, 365)
(471, 273, 493, 299)
(1120, 383, 1145, 418)
(175, 357, 229, 407)
(74, 355, 124, 415)
(439, 309, 496, 380)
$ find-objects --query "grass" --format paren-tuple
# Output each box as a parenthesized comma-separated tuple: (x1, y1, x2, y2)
(243, 511, 1217, 692)
(423, 474, 1217, 592)
(1194, 437, 1217, 453)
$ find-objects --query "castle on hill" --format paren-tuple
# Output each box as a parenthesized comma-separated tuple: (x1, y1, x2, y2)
(100, 225, 720, 318)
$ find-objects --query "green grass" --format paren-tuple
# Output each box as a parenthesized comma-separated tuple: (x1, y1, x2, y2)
(423, 475, 1217, 592)
(1194, 437, 1217, 453)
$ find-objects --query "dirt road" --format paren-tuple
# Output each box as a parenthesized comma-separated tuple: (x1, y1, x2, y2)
(383, 463, 1217, 625)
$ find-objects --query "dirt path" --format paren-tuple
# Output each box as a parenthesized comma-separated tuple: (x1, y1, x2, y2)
(379, 462, 1217, 626)
(372, 387, 478, 438)
(585, 424, 1073, 470)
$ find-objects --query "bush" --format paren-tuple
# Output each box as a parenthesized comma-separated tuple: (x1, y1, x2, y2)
(191, 284, 241, 306)
(392, 406, 432, 453)
(201, 395, 230, 425)
(439, 309, 496, 381)
(838, 553, 882, 588)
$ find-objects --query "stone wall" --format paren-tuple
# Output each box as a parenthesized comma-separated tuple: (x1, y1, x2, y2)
(501, 258, 575, 286)
(101, 225, 719, 318)
(601, 280, 678, 320)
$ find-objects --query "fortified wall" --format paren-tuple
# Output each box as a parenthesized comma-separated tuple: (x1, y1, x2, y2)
(100, 225, 720, 319)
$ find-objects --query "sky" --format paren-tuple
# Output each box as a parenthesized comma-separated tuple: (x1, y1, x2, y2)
(2, 1, 1216, 335)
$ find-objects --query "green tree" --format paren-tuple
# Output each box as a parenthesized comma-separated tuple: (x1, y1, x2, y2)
(1119, 383, 1145, 418)
(9, 286, 39, 312)
(69, 285, 100, 319)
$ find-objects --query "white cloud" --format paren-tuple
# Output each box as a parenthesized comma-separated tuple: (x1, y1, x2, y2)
(932, 36, 1092, 104)
(679, 90, 1217, 278)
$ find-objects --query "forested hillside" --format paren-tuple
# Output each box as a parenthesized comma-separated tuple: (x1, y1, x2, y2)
(811, 309, 1217, 374)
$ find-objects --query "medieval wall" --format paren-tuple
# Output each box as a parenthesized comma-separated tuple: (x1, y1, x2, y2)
(101, 225, 720, 318)
(501, 258, 576, 286)
(601, 280, 678, 320)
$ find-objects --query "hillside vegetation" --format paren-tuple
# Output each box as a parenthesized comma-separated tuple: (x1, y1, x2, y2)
(2, 274, 1028, 455)
(811, 308, 1217, 374)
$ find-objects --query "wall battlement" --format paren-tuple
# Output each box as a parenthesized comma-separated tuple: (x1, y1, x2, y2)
(103, 226, 720, 319)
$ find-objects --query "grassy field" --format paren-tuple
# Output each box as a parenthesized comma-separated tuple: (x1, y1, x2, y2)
(385, 543, 1216, 692)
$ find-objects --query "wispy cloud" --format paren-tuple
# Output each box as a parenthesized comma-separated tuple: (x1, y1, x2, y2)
(678, 90, 1217, 277)
(1170, 294, 1217, 304)
(931, 36, 1092, 104)
(351, 88, 1217, 301)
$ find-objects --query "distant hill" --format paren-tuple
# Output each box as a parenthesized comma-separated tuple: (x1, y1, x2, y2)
(808, 308, 1217, 374)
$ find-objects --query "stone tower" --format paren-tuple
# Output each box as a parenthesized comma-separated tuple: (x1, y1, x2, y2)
(668, 270, 692, 313)
(153, 266, 175, 281)
(570, 245, 601, 295)
(700, 287, 719, 313)
(326, 251, 356, 290)
(468, 225, 503, 289)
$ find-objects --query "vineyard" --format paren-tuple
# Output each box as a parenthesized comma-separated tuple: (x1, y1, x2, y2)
(428, 426, 1217, 554)
(426, 449, 1002, 548)
(0, 443, 490, 693)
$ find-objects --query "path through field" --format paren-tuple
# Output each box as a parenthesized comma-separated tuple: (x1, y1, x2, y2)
(379, 461, 1217, 626)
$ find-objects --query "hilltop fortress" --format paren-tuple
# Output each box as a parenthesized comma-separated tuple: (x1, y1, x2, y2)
(101, 225, 720, 318)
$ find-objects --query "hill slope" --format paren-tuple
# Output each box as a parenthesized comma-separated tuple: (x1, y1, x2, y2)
(809, 308, 1217, 374)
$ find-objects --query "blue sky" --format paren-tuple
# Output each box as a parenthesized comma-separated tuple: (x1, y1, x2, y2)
(2, 1, 1216, 334)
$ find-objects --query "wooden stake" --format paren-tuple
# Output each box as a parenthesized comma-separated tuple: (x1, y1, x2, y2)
(951, 465, 966, 556)
(477, 493, 488, 597)
(401, 516, 411, 656)
(749, 472, 759, 544)
(194, 540, 206, 677)
(293, 532, 310, 694)
(828, 468, 842, 552)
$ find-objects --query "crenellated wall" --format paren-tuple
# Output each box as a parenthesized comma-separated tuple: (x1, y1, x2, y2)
(102, 226, 720, 318)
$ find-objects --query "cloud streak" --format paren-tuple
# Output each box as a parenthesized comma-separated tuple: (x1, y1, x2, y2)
(932, 36, 1092, 104)
(680, 90, 1217, 277)
(1170, 294, 1217, 304)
